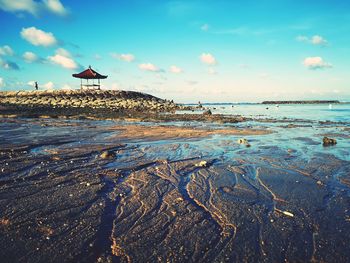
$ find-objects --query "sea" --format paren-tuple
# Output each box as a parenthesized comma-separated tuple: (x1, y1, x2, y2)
(181, 103, 350, 123)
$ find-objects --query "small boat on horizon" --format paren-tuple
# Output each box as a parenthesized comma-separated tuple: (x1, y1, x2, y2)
(329, 104, 332, 109)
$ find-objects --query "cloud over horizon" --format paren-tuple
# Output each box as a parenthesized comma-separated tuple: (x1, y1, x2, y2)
(111, 53, 135, 62)
(139, 63, 162, 72)
(200, 53, 217, 65)
(0, 77, 5, 88)
(296, 35, 328, 46)
(169, 65, 183, 74)
(303, 57, 332, 70)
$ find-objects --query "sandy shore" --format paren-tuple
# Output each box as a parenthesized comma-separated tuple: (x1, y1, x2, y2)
(1, 116, 350, 262)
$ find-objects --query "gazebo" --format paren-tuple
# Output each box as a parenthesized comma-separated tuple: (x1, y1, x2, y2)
(72, 66, 108, 90)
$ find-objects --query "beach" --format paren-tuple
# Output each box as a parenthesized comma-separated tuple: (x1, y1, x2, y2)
(2, 0, 350, 261)
(1, 100, 350, 262)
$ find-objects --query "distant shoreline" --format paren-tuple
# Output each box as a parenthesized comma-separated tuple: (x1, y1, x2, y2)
(261, 100, 340, 104)
(186, 100, 349, 105)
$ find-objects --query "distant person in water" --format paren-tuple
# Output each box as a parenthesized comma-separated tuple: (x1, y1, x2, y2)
(35, 82, 38, 91)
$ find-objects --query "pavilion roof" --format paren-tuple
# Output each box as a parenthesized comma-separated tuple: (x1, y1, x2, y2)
(72, 66, 108, 79)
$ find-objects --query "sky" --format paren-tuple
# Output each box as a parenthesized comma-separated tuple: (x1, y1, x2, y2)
(0, 0, 349, 103)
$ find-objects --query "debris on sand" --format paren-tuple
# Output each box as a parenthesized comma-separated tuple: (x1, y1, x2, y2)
(0, 218, 10, 227)
(100, 150, 116, 159)
(323, 137, 337, 146)
(237, 138, 251, 147)
(195, 161, 208, 167)
(276, 208, 294, 218)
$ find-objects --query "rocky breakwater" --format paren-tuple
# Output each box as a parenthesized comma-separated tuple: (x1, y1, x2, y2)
(0, 89, 179, 113)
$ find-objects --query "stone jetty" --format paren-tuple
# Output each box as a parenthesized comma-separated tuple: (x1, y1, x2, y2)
(0, 89, 179, 112)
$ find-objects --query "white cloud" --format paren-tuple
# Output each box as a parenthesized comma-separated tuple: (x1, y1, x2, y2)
(21, 26, 57, 47)
(139, 63, 161, 72)
(0, 0, 39, 15)
(28, 80, 54, 90)
(42, 81, 54, 90)
(311, 35, 327, 45)
(296, 35, 328, 46)
(110, 83, 122, 90)
(296, 35, 308, 42)
(27, 80, 35, 87)
(0, 0, 68, 16)
(0, 77, 5, 88)
(0, 45, 14, 56)
(201, 24, 209, 31)
(23, 51, 38, 63)
(303, 57, 332, 70)
(111, 53, 135, 62)
(200, 53, 217, 65)
(48, 48, 78, 69)
(43, 0, 68, 16)
(0, 59, 20, 70)
(55, 48, 70, 57)
(169, 65, 183, 74)
(61, 84, 72, 90)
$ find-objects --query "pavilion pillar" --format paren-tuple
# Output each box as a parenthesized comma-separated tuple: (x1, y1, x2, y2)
(98, 79, 100, 90)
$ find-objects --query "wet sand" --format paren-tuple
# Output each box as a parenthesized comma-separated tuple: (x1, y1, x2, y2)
(1, 117, 350, 262)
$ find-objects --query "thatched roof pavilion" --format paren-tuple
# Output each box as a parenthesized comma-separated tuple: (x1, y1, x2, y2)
(72, 66, 107, 90)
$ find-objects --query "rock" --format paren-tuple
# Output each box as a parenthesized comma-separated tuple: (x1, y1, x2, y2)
(203, 109, 212, 116)
(195, 161, 208, 167)
(237, 138, 251, 147)
(323, 136, 337, 146)
(100, 150, 116, 159)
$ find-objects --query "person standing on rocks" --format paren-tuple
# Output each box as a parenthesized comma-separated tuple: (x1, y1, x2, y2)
(35, 82, 38, 91)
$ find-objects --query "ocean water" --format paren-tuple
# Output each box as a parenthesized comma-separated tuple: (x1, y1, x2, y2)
(181, 103, 350, 123)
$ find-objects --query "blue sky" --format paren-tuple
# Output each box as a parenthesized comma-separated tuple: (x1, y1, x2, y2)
(0, 0, 349, 102)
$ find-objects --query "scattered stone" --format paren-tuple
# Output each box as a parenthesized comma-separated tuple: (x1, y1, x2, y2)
(221, 186, 232, 193)
(323, 136, 337, 146)
(203, 109, 212, 116)
(317, 180, 323, 186)
(237, 138, 251, 147)
(195, 161, 208, 167)
(276, 209, 294, 218)
(100, 150, 116, 159)
(0, 218, 10, 226)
